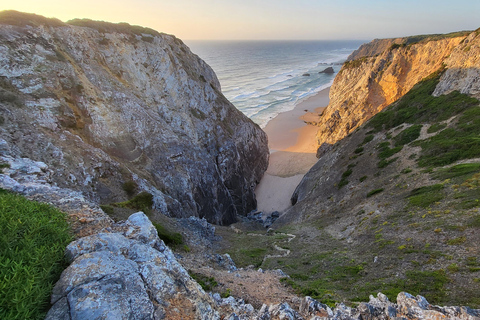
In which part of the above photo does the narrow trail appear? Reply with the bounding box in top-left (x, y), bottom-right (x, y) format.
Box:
top-left (229, 225), bottom-right (296, 263)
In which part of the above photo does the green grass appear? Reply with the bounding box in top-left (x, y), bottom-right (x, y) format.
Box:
top-left (394, 124), bottom-right (422, 147)
top-left (188, 271), bottom-right (218, 291)
top-left (408, 184), bottom-right (445, 207)
top-left (433, 163), bottom-right (480, 181)
top-left (114, 191), bottom-right (153, 214)
top-left (367, 188), bottom-right (384, 198)
top-left (152, 222), bottom-right (184, 247)
top-left (122, 180), bottom-right (138, 197)
top-left (0, 189), bottom-right (72, 320)
top-left (417, 107), bottom-right (480, 167)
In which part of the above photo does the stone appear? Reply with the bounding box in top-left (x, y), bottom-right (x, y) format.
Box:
top-left (319, 67), bottom-right (334, 74)
top-left (47, 212), bottom-right (221, 320)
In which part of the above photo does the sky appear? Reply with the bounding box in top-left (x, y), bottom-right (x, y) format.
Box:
top-left (1, 0), bottom-right (479, 41)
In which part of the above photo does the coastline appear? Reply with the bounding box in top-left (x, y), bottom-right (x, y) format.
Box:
top-left (255, 87), bottom-right (330, 214)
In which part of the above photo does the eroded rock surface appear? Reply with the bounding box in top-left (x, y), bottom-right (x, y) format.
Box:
top-left (0, 12), bottom-right (268, 224)
top-left (314, 34), bottom-right (468, 148)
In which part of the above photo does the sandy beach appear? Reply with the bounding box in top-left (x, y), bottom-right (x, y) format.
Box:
top-left (255, 87), bottom-right (330, 214)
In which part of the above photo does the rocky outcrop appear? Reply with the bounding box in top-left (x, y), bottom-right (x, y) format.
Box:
top-left (314, 34), bottom-right (467, 147)
top-left (434, 29), bottom-right (480, 99)
top-left (319, 66), bottom-right (334, 74)
top-left (0, 11), bottom-right (268, 225)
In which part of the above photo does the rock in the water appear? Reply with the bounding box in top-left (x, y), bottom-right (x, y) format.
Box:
top-left (319, 66), bottom-right (334, 74)
top-left (302, 73), bottom-right (311, 76)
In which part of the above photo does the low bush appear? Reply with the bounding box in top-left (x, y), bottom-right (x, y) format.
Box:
top-left (152, 222), bottom-right (184, 246)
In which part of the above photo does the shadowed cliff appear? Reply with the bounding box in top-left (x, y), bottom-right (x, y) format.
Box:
top-left (0, 11), bottom-right (269, 225)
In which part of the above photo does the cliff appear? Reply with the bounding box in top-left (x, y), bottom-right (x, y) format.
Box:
top-left (270, 29), bottom-right (480, 309)
top-left (314, 33), bottom-right (468, 149)
top-left (0, 11), bottom-right (269, 225)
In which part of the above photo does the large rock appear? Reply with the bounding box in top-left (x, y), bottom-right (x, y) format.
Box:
top-left (0, 11), bottom-right (269, 225)
top-left (46, 212), bottom-right (221, 319)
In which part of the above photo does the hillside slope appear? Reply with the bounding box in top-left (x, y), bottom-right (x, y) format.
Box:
top-left (0, 11), bottom-right (269, 225)
top-left (270, 39), bottom-right (480, 306)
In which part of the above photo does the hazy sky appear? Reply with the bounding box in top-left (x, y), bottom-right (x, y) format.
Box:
top-left (2, 0), bottom-right (479, 40)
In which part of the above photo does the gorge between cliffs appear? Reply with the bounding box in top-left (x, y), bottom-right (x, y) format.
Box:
top-left (1, 11), bottom-right (480, 320)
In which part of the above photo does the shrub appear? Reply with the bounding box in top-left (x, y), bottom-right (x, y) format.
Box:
top-left (447, 236), bottom-right (467, 245)
top-left (188, 271), bottom-right (218, 291)
top-left (408, 184), bottom-right (445, 207)
top-left (116, 191), bottom-right (153, 214)
top-left (122, 180), bottom-right (138, 197)
top-left (394, 124), bottom-right (422, 147)
top-left (367, 188), bottom-right (384, 197)
top-left (0, 189), bottom-right (72, 319)
top-left (152, 222), bottom-right (184, 246)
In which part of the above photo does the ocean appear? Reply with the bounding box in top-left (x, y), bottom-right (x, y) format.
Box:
top-left (185, 40), bottom-right (364, 128)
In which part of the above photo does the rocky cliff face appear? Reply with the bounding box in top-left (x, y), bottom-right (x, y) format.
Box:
top-left (314, 34), bottom-right (467, 148)
top-left (0, 12), bottom-right (269, 225)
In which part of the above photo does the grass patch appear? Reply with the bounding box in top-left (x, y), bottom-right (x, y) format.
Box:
top-left (433, 163), bottom-right (480, 181)
top-left (367, 188), bottom-right (384, 198)
top-left (427, 123), bottom-right (447, 133)
top-left (417, 107), bottom-right (480, 167)
top-left (446, 236), bottom-right (467, 245)
top-left (0, 189), bottom-right (72, 320)
top-left (394, 124), bottom-right (422, 146)
top-left (99, 204), bottom-right (114, 215)
top-left (114, 191), bottom-right (153, 214)
top-left (238, 247), bottom-right (267, 267)
top-left (152, 222), bottom-right (183, 246)
top-left (188, 271), bottom-right (218, 291)
top-left (408, 184), bottom-right (445, 207)
top-left (122, 180), bottom-right (138, 197)
top-left (338, 168), bottom-right (353, 189)
top-left (382, 270), bottom-right (450, 304)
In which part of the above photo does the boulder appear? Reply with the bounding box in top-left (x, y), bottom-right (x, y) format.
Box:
top-left (319, 66), bottom-right (335, 74)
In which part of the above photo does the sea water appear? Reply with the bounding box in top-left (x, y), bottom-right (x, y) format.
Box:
top-left (186, 40), bottom-right (364, 128)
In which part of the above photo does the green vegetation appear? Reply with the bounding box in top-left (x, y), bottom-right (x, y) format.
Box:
top-left (433, 163), bottom-right (480, 181)
top-left (99, 204), bottom-right (114, 215)
top-left (417, 107), bottom-right (480, 167)
top-left (0, 10), bottom-right (65, 27)
top-left (394, 124), bottom-right (422, 147)
top-left (239, 247), bottom-right (268, 267)
top-left (338, 168), bottom-right (353, 188)
top-left (67, 19), bottom-right (160, 37)
top-left (342, 57), bottom-right (369, 70)
top-left (115, 191), bottom-right (153, 214)
top-left (427, 123), bottom-right (447, 133)
top-left (188, 271), bottom-right (218, 291)
top-left (122, 180), bottom-right (138, 197)
top-left (0, 189), bottom-right (72, 320)
top-left (367, 188), bottom-right (384, 198)
top-left (367, 71), bottom-right (478, 133)
top-left (408, 184), bottom-right (445, 207)
top-left (152, 222), bottom-right (184, 246)
top-left (446, 236), bottom-right (467, 245)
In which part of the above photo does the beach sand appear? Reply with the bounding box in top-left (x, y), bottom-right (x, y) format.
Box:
top-left (255, 87), bottom-right (329, 214)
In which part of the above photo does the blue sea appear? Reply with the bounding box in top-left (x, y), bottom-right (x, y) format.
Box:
top-left (186, 40), bottom-right (364, 128)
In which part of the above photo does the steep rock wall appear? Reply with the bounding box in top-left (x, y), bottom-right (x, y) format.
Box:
top-left (315, 35), bottom-right (465, 148)
top-left (0, 12), bottom-right (269, 224)
top-left (434, 29), bottom-right (480, 98)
